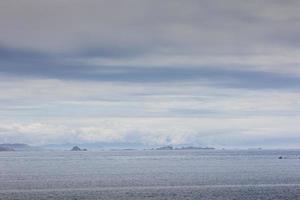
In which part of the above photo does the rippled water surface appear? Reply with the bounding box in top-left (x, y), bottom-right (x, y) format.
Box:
top-left (0, 150), bottom-right (300, 199)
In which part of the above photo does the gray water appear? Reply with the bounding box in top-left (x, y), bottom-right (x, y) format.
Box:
top-left (0, 150), bottom-right (300, 199)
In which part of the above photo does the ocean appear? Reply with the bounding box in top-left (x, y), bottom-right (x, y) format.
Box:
top-left (0, 149), bottom-right (300, 200)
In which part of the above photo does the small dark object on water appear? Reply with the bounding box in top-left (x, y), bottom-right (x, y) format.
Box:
top-left (278, 156), bottom-right (288, 159)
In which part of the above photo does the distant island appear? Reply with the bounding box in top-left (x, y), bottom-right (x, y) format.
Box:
top-left (175, 146), bottom-right (215, 150)
top-left (0, 143), bottom-right (33, 151)
top-left (156, 145), bottom-right (174, 150)
top-left (70, 146), bottom-right (87, 151)
top-left (155, 146), bottom-right (215, 150)
top-left (0, 146), bottom-right (15, 151)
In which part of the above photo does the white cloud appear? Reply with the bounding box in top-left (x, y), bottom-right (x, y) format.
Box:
top-left (1, 116), bottom-right (300, 148)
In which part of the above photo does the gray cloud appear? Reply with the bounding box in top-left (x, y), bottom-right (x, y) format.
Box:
top-left (1, 47), bottom-right (300, 90)
top-left (0, 0), bottom-right (300, 89)
top-left (1, 0), bottom-right (300, 54)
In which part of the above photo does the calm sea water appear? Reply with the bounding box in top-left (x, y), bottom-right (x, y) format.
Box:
top-left (0, 150), bottom-right (300, 199)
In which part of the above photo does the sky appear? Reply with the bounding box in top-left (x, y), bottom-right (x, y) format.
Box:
top-left (0, 0), bottom-right (300, 148)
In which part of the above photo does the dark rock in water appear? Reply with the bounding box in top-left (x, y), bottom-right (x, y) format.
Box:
top-left (71, 146), bottom-right (87, 151)
top-left (71, 146), bottom-right (81, 151)
top-left (0, 146), bottom-right (14, 151)
top-left (278, 156), bottom-right (283, 159)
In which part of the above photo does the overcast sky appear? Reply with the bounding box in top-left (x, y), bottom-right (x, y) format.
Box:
top-left (1, 0), bottom-right (300, 148)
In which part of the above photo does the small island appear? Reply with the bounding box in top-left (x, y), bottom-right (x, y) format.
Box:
top-left (70, 146), bottom-right (87, 151)
top-left (0, 146), bottom-right (15, 151)
top-left (155, 145), bottom-right (215, 150)
top-left (156, 145), bottom-right (173, 150)
top-left (175, 146), bottom-right (215, 150)
top-left (0, 143), bottom-right (33, 151)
